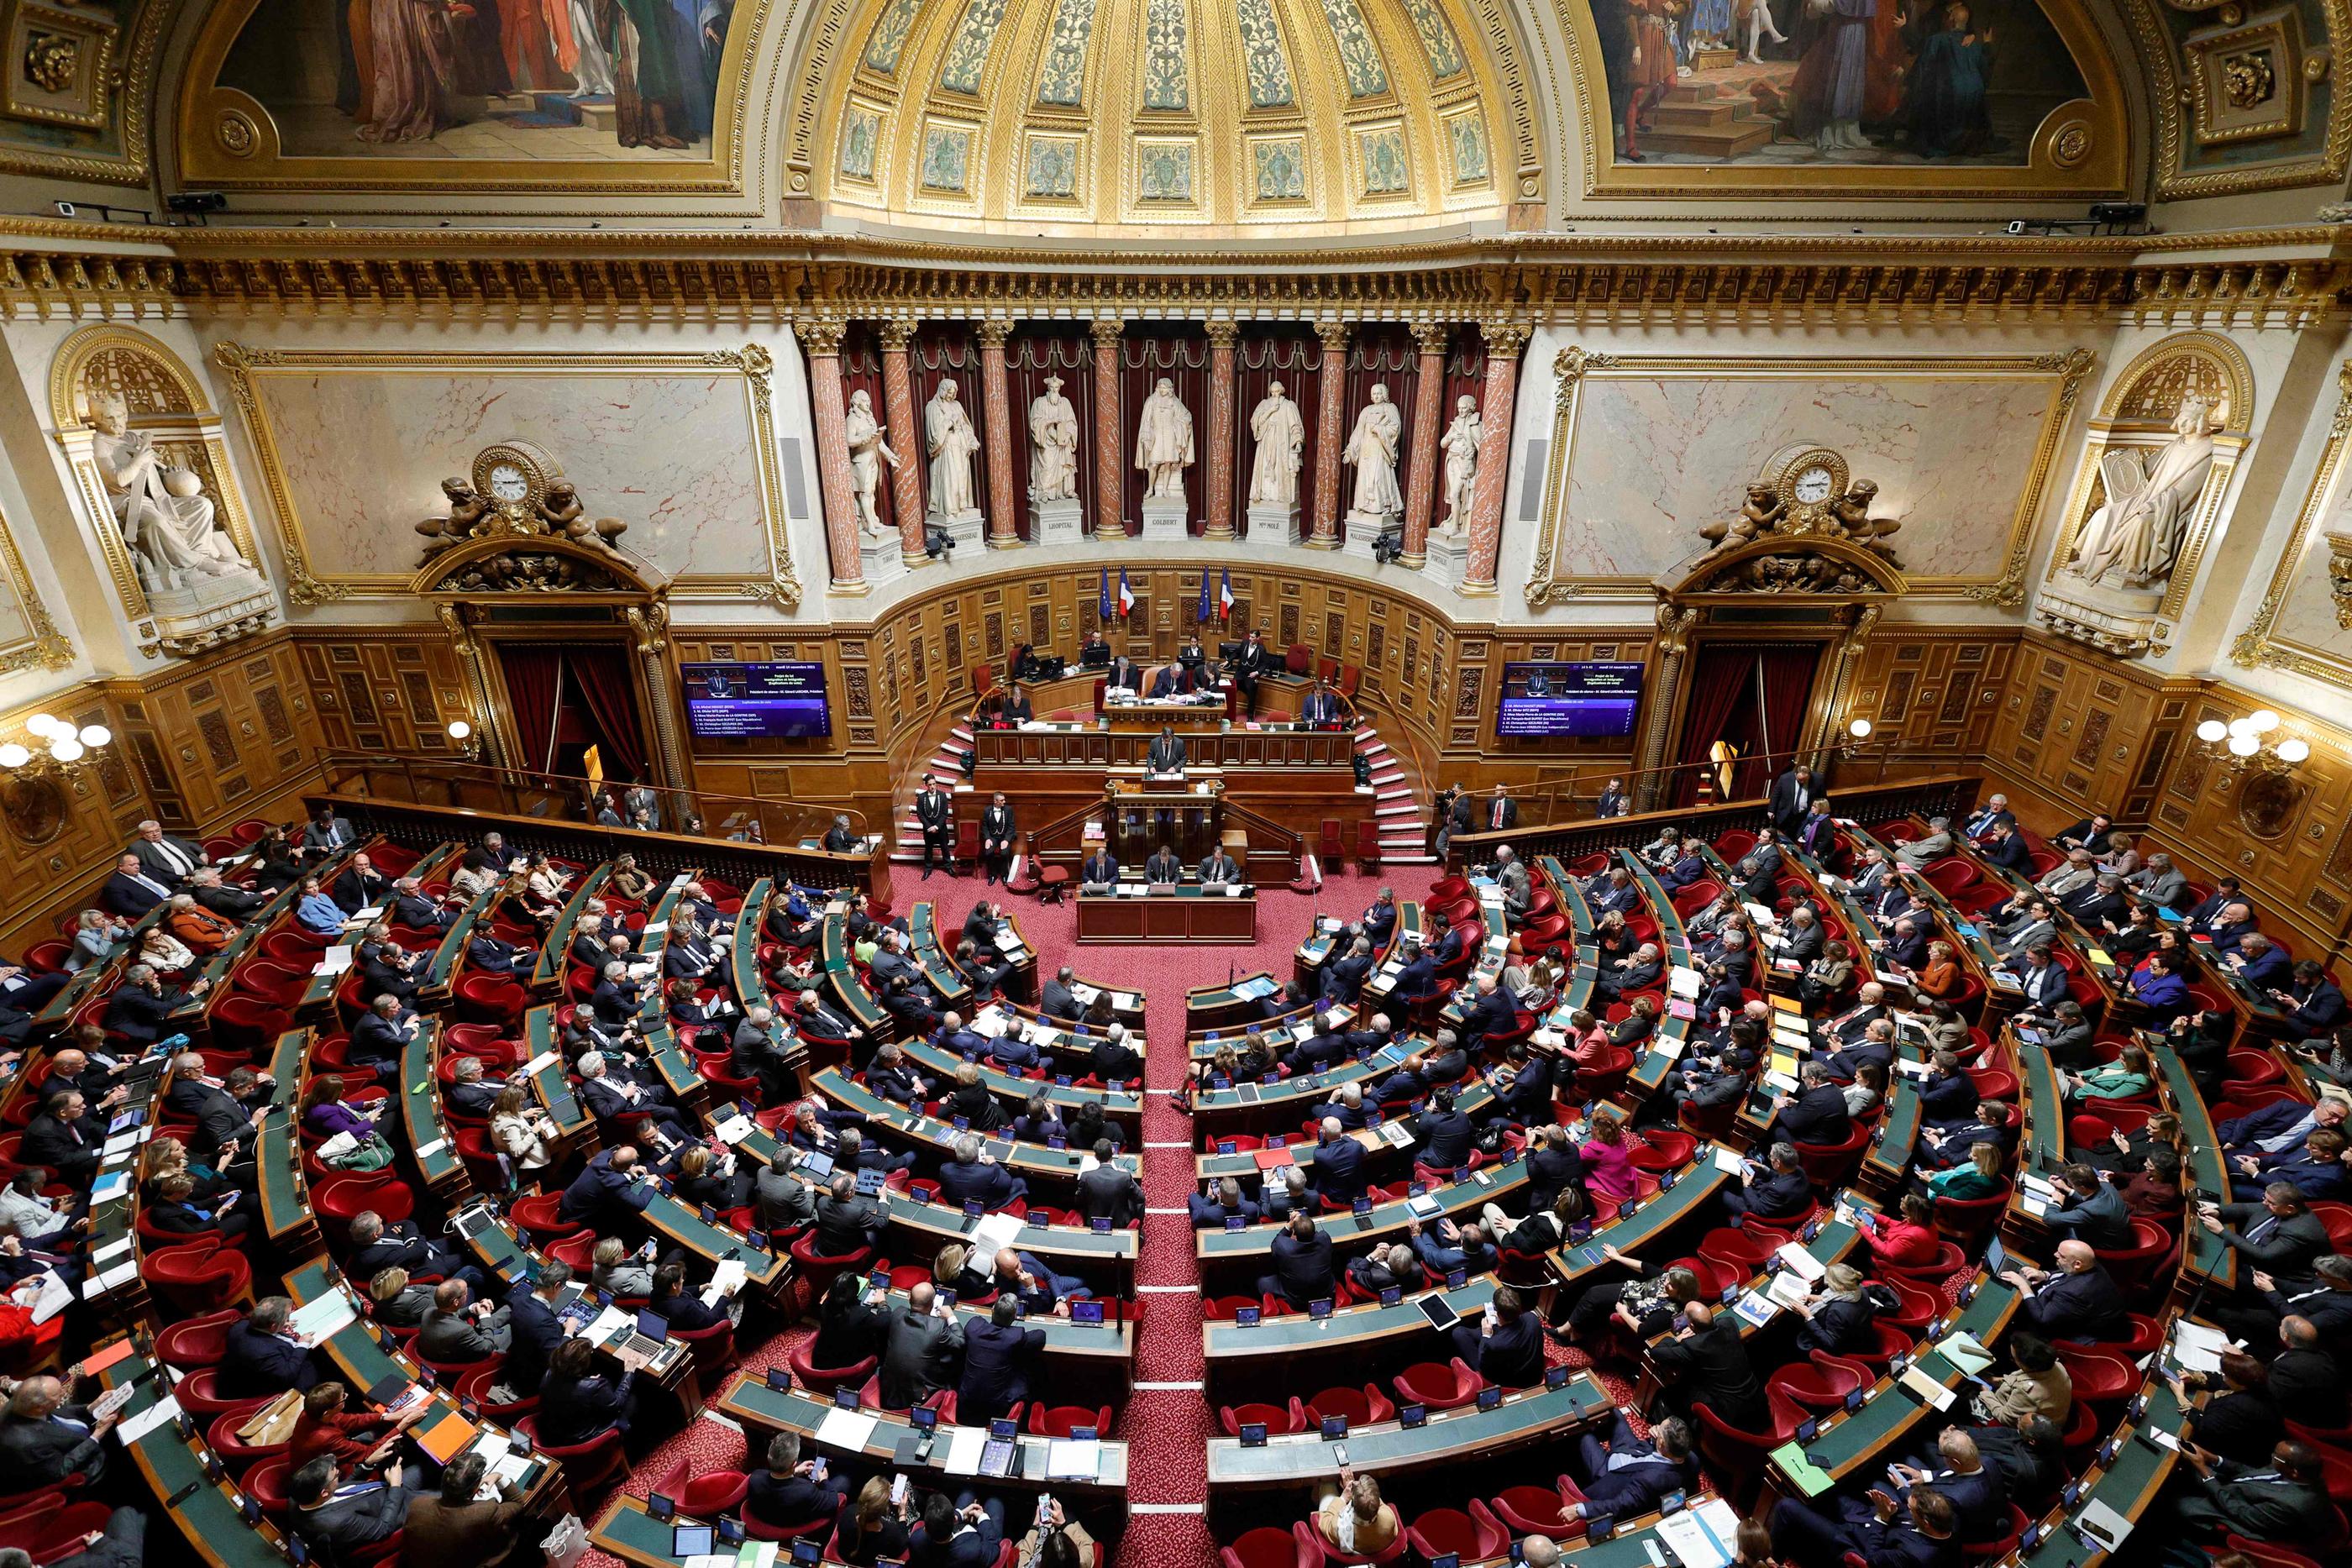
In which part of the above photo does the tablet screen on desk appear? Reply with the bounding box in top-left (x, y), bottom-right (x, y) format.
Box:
top-left (673, 1527), bottom-right (714, 1556)
top-left (1418, 1297), bottom-right (1461, 1332)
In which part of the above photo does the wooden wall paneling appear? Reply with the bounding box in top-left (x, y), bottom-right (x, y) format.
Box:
top-left (1846, 628), bottom-right (2022, 777)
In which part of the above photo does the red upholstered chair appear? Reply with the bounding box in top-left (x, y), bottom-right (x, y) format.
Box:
top-left (1391, 1358), bottom-right (1483, 1412)
top-left (1205, 1295), bottom-right (1267, 1321)
top-left (1220, 1399), bottom-right (1307, 1437)
top-left (669, 1318), bottom-right (738, 1382)
top-left (1488, 1481), bottom-right (1584, 1536)
top-left (207, 1407), bottom-right (290, 1471)
top-left (171, 1370), bottom-right (270, 1423)
top-left (455, 1364), bottom-right (538, 1423)
top-left (515, 1415), bottom-right (627, 1500)
top-left (1354, 820), bottom-right (1381, 873)
top-left (1630, 1129), bottom-right (1696, 1172)
top-left (454, 974), bottom-right (528, 1027)
top-left (1221, 1526), bottom-right (1320, 1568)
top-left (1962, 1507), bottom-right (2029, 1563)
top-left (1692, 1391), bottom-right (1804, 1507)
top-left (0, 1498), bottom-right (112, 1562)
top-left (788, 1231), bottom-right (874, 1300)
top-left (1769, 1351), bottom-right (1873, 1411)
top-left (144, 1237), bottom-right (251, 1314)
top-left (243, 1457), bottom-right (295, 1518)
top-left (1793, 1122), bottom-right (1872, 1188)
top-left (1404, 1504), bottom-right (1506, 1566)
top-left (510, 1191), bottom-right (583, 1245)
top-left (1028, 1403), bottom-right (1112, 1437)
top-left (2093, 1218), bottom-right (2177, 1298)
top-left (1302, 1385), bottom-right (1395, 1429)
top-left (654, 1456), bottom-right (750, 1520)
top-left (155, 1308), bottom-right (241, 1371)
top-left (313, 1171), bottom-right (414, 1230)
top-left (1930, 1185), bottom-right (2012, 1246)
top-left (787, 1340), bottom-right (877, 1396)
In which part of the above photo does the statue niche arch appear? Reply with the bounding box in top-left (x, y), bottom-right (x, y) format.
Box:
top-left (1634, 445), bottom-right (1908, 811)
top-left (413, 532), bottom-right (692, 800)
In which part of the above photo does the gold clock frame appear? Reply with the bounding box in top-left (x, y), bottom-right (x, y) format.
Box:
top-left (470, 440), bottom-right (565, 523)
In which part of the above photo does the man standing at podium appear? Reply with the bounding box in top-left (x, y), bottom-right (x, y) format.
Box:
top-left (1200, 845), bottom-right (1241, 886)
top-left (1146, 843), bottom-right (1184, 885)
top-left (1147, 725), bottom-right (1188, 774)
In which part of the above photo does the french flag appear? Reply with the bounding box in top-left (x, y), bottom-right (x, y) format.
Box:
top-left (1116, 568), bottom-right (1135, 619)
top-left (1218, 567), bottom-right (1234, 621)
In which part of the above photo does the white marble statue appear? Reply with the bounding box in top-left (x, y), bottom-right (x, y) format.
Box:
top-left (2070, 391), bottom-right (2218, 591)
top-left (1135, 378), bottom-right (1194, 499)
top-left (1438, 394), bottom-right (1483, 535)
top-left (1248, 381), bottom-right (1305, 506)
top-left (87, 391), bottom-right (244, 592)
top-left (1029, 374), bottom-right (1079, 501)
top-left (1343, 384), bottom-right (1404, 520)
top-left (925, 380), bottom-right (982, 518)
top-left (843, 388), bottom-right (899, 538)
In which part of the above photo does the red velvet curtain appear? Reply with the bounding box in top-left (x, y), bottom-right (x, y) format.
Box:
top-left (1742, 645), bottom-right (1824, 798)
top-left (1232, 328), bottom-right (1322, 543)
top-left (1672, 645), bottom-right (1756, 806)
top-left (1004, 328), bottom-right (1094, 545)
top-left (839, 326), bottom-right (897, 541)
top-left (1119, 329), bottom-right (1209, 536)
top-left (497, 646), bottom-right (564, 774)
top-left (566, 645), bottom-right (648, 782)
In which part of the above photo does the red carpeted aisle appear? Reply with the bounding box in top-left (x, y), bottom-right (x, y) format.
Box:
top-left (584, 864), bottom-right (1437, 1568)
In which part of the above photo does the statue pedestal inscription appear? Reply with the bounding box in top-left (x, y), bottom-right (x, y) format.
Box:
top-left (1341, 509), bottom-right (1398, 561)
top-left (1424, 527), bottom-right (1469, 587)
top-left (1245, 501), bottom-right (1301, 547)
top-left (1030, 497), bottom-right (1087, 547)
top-left (1138, 496), bottom-right (1191, 541)
top-left (2035, 575), bottom-right (2168, 659)
top-left (931, 509), bottom-right (985, 552)
top-left (859, 529), bottom-right (908, 587)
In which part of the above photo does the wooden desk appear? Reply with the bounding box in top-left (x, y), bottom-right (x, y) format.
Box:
top-left (1205, 1373), bottom-right (1612, 1490)
top-left (1075, 887), bottom-right (1257, 944)
top-left (1195, 1157), bottom-right (1530, 1272)
top-left (100, 1354), bottom-right (295, 1568)
top-left (532, 864), bottom-right (613, 998)
top-left (898, 1040), bottom-right (1144, 1123)
top-left (819, 913), bottom-right (890, 1034)
top-left (256, 1028), bottom-right (321, 1254)
top-left (2155, 1043), bottom-right (2234, 1297)
top-left (812, 1068), bottom-right (1143, 1192)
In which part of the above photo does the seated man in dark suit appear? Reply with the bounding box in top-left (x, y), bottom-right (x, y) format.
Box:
top-left (811, 1172), bottom-right (885, 1257)
top-left (330, 852), bottom-right (391, 915)
top-left (1560, 1413), bottom-right (1699, 1526)
top-left (957, 1297), bottom-right (1047, 1425)
top-left (1649, 1301), bottom-right (1768, 1433)
top-left (1723, 1141), bottom-right (1814, 1223)
top-left (1188, 1177), bottom-right (1262, 1230)
top-left (1998, 1240), bottom-right (2127, 1343)
top-left (1771, 1481), bottom-right (1963, 1568)
top-left (101, 854), bottom-right (175, 918)
top-left (0, 1376), bottom-right (116, 1488)
top-left (221, 1297), bottom-right (322, 1399)
top-left (1449, 1282), bottom-right (1546, 1388)
top-left (558, 1145), bottom-right (656, 1232)
top-left (744, 1432), bottom-right (850, 1535)
top-left (2166, 1439), bottom-right (2335, 1547)
top-left (1147, 664), bottom-right (1195, 700)
top-left (288, 1455), bottom-right (417, 1564)
top-left (1769, 1062), bottom-right (1853, 1149)
top-left (1344, 1242), bottom-right (1425, 1298)
top-left (936, 1135), bottom-right (1026, 1211)
top-left (1257, 1213), bottom-right (1337, 1310)
top-left (20, 1089), bottom-right (105, 1188)
top-left (878, 1283), bottom-right (964, 1410)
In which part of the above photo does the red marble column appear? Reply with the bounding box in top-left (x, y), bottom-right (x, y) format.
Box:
top-left (1462, 323), bottom-right (1527, 595)
top-left (979, 320), bottom-right (1020, 548)
top-left (1400, 322), bottom-right (1450, 570)
top-left (1203, 320), bottom-right (1239, 542)
top-left (801, 320), bottom-right (864, 593)
top-left (1310, 321), bottom-right (1349, 548)
top-left (1091, 317), bottom-right (1126, 540)
top-left (879, 320), bottom-right (929, 567)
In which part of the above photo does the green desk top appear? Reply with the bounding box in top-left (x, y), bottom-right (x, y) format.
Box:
top-left (1544, 1166), bottom-right (1730, 1293)
top-left (819, 915), bottom-right (889, 1029)
top-left (1205, 1371), bottom-right (1612, 1487)
top-left (256, 1029), bottom-right (312, 1245)
top-left (908, 903), bottom-right (975, 1005)
top-left (1187, 971), bottom-right (1278, 1016)
top-left (2155, 1045), bottom-right (2232, 1285)
top-left (533, 865), bottom-right (614, 989)
top-left (1189, 1005), bottom-right (1354, 1063)
top-left (1194, 1076), bottom-right (1490, 1181)
top-left (730, 878), bottom-right (771, 1005)
top-left (717, 1374), bottom-right (1131, 1490)
top-left (521, 1007), bottom-right (593, 1140)
top-left (638, 1186), bottom-right (793, 1292)
top-left (398, 1019), bottom-right (465, 1190)
top-left (1195, 1157), bottom-right (1529, 1263)
top-left (2015, 1384), bottom-right (2184, 1568)
top-left (1836, 824), bottom-right (2003, 979)
top-left (178, 876), bottom-right (312, 1023)
top-left (1300, 901), bottom-right (1422, 973)
top-left (1776, 1280), bottom-right (2019, 1486)
top-left (425, 885), bottom-right (497, 992)
top-left (1203, 1275), bottom-right (1497, 1362)
top-left (101, 1355), bottom-right (291, 1568)
top-left (1863, 1082), bottom-right (1924, 1187)
top-left (900, 1040), bottom-right (1142, 1119)
top-left (2020, 1045), bottom-right (2066, 1167)
top-left (813, 1067), bottom-right (1141, 1184)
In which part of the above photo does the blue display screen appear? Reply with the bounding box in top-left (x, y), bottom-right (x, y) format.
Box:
top-left (684, 662), bottom-right (832, 739)
top-left (1494, 662), bottom-right (1643, 739)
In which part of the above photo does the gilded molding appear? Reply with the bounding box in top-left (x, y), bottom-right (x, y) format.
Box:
top-left (0, 502), bottom-right (74, 677)
top-left (1525, 347), bottom-right (2085, 609)
top-left (0, 0), bottom-right (164, 186)
top-left (2230, 359), bottom-right (2352, 693)
top-left (2123, 0), bottom-right (2352, 202)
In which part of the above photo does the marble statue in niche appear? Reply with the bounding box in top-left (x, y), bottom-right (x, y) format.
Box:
top-left (925, 380), bottom-right (983, 520)
top-left (2065, 392), bottom-right (2218, 591)
top-left (1249, 382), bottom-right (1305, 506)
top-left (1135, 378), bottom-right (1194, 498)
top-left (1437, 394), bottom-right (1482, 534)
top-left (88, 391), bottom-right (246, 594)
top-left (1343, 384), bottom-right (1404, 522)
top-left (845, 387), bottom-right (900, 538)
top-left (1029, 375), bottom-right (1079, 501)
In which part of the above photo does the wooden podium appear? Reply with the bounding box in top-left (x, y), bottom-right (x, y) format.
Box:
top-left (1105, 769), bottom-right (1224, 864)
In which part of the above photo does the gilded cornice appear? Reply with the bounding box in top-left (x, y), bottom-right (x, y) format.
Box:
top-left (3, 234), bottom-right (2349, 328)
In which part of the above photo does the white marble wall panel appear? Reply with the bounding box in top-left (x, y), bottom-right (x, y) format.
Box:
top-left (247, 369), bottom-right (768, 581)
top-left (1557, 373), bottom-right (2061, 582)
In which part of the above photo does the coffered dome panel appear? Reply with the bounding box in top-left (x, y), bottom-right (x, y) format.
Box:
top-left (813, 0), bottom-right (1530, 233)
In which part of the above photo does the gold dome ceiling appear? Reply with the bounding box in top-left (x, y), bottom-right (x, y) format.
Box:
top-left (809, 0), bottom-right (1533, 233)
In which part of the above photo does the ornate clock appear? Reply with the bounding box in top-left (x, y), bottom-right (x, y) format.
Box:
top-left (1761, 443), bottom-right (1851, 534)
top-left (469, 440), bottom-right (564, 527)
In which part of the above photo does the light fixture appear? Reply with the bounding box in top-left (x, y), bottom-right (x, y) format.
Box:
top-left (2196, 707), bottom-right (2313, 776)
top-left (0, 711), bottom-right (113, 779)
top-left (1847, 718), bottom-right (1873, 739)
top-left (445, 717), bottom-right (481, 762)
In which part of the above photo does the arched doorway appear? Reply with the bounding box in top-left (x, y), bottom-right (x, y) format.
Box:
top-left (1669, 640), bottom-right (1831, 805)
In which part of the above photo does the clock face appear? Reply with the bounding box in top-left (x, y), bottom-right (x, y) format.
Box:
top-left (1793, 465), bottom-right (1835, 506)
top-left (487, 463), bottom-right (531, 503)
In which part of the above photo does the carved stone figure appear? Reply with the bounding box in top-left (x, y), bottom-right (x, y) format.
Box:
top-left (2068, 393), bottom-right (2218, 591)
top-left (1134, 377), bottom-right (1194, 499)
top-left (844, 388), bottom-right (899, 538)
top-left (1029, 375), bottom-right (1079, 502)
top-left (925, 380), bottom-right (982, 518)
top-left (87, 391), bottom-right (244, 592)
top-left (1343, 384), bottom-right (1404, 521)
top-left (1437, 395), bottom-right (1483, 535)
top-left (1248, 381), bottom-right (1305, 506)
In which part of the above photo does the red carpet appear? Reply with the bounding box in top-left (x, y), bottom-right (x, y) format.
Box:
top-left (587, 865), bottom-right (1438, 1568)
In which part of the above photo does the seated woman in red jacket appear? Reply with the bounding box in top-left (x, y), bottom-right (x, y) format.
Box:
top-left (1857, 1193), bottom-right (1943, 1269)
top-left (288, 1380), bottom-right (423, 1471)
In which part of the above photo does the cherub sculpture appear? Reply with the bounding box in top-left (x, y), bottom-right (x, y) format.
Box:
top-left (1700, 484), bottom-right (1784, 554)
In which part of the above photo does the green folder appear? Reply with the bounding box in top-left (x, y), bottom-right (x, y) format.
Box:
top-left (1771, 1441), bottom-right (1836, 1497)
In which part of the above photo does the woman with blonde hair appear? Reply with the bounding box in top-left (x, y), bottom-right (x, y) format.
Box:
top-left (489, 1083), bottom-right (558, 1172)
top-left (837, 1474), bottom-right (912, 1565)
top-left (66, 908), bottom-right (131, 972)
top-left (1312, 1464), bottom-right (1401, 1555)
top-left (932, 1242), bottom-right (969, 1292)
top-left (1922, 1141), bottom-right (2005, 1201)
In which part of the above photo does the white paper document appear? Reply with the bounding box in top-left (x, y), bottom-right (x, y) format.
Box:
top-left (289, 1291), bottom-right (359, 1342)
top-left (118, 1395), bottom-right (184, 1445)
top-left (1045, 1438), bottom-right (1101, 1480)
top-left (813, 1408), bottom-right (878, 1453)
top-left (1774, 1242), bottom-right (1827, 1282)
top-left (938, 1424), bottom-right (989, 1476)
